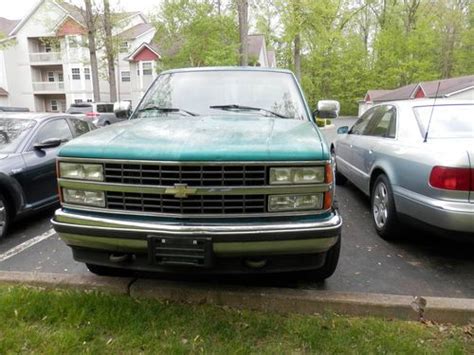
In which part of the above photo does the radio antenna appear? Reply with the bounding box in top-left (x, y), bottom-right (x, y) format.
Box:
top-left (424, 81), bottom-right (441, 143)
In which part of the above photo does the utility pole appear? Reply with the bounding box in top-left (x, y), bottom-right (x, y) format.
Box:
top-left (103, 0), bottom-right (117, 102)
top-left (84, 0), bottom-right (100, 102)
top-left (237, 0), bottom-right (248, 66)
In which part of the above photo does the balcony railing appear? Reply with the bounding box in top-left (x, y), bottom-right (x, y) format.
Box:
top-left (29, 52), bottom-right (62, 63)
top-left (32, 81), bottom-right (65, 92)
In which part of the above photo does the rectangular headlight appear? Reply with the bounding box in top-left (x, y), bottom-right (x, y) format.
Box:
top-left (59, 162), bottom-right (104, 181)
top-left (63, 188), bottom-right (105, 207)
top-left (268, 194), bottom-right (323, 212)
top-left (269, 167), bottom-right (325, 184)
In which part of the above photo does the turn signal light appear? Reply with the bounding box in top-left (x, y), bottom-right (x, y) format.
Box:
top-left (429, 166), bottom-right (473, 191)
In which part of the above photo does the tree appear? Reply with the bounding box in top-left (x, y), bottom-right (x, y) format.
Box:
top-left (84, 0), bottom-right (101, 102)
top-left (103, 0), bottom-right (117, 102)
top-left (236, 0), bottom-right (249, 66)
top-left (152, 0), bottom-right (239, 70)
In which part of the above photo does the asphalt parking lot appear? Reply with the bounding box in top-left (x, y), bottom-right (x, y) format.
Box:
top-left (0, 117), bottom-right (472, 298)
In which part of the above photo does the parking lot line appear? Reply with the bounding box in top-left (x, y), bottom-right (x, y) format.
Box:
top-left (0, 229), bottom-right (56, 263)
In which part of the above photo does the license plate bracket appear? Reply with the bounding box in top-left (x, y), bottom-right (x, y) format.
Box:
top-left (148, 236), bottom-right (213, 268)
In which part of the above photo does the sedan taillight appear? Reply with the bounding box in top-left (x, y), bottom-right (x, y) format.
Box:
top-left (429, 166), bottom-right (473, 191)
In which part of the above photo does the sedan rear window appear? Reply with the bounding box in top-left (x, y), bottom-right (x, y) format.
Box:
top-left (0, 118), bottom-right (36, 153)
top-left (67, 104), bottom-right (92, 114)
top-left (413, 104), bottom-right (474, 139)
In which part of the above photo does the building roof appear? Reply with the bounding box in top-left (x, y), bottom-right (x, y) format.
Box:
top-left (369, 75), bottom-right (474, 103)
top-left (365, 90), bottom-right (391, 102)
top-left (248, 34), bottom-right (265, 59)
top-left (0, 17), bottom-right (20, 36)
top-left (118, 23), bottom-right (154, 39)
top-left (0, 87), bottom-right (8, 96)
top-left (56, 1), bottom-right (85, 24)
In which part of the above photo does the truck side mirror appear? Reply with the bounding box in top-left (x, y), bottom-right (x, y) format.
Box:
top-left (313, 100), bottom-right (340, 119)
top-left (114, 101), bottom-right (132, 119)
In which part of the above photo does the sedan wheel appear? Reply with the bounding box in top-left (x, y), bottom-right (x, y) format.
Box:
top-left (373, 182), bottom-right (389, 229)
top-left (371, 175), bottom-right (400, 241)
top-left (0, 194), bottom-right (10, 239)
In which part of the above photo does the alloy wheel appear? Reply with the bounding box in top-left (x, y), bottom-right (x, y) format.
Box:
top-left (0, 199), bottom-right (6, 237)
top-left (373, 182), bottom-right (389, 229)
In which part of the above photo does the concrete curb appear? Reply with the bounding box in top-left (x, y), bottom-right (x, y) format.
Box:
top-left (130, 280), bottom-right (474, 325)
top-left (0, 271), bottom-right (132, 295)
top-left (0, 271), bottom-right (473, 325)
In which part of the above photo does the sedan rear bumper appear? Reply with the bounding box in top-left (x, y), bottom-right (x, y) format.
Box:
top-left (394, 187), bottom-right (474, 234)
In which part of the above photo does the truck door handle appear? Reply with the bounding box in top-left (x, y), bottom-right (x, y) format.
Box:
top-left (369, 150), bottom-right (373, 154)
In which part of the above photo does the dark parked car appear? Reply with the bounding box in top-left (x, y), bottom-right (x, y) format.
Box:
top-left (0, 113), bottom-right (94, 238)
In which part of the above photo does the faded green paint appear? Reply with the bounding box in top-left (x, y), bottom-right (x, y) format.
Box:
top-left (213, 237), bottom-right (338, 256)
top-left (59, 115), bottom-right (327, 161)
top-left (59, 233), bottom-right (147, 252)
top-left (58, 233), bottom-right (337, 256)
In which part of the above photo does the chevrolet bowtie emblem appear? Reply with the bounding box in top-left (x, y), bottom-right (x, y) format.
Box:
top-left (165, 183), bottom-right (197, 198)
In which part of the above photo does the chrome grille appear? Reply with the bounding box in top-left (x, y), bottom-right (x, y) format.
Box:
top-left (106, 192), bottom-right (266, 215)
top-left (104, 163), bottom-right (266, 186)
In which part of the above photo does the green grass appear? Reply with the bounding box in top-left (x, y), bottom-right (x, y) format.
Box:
top-left (0, 286), bottom-right (472, 354)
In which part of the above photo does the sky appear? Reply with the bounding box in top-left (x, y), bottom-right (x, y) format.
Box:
top-left (1, 0), bottom-right (163, 20)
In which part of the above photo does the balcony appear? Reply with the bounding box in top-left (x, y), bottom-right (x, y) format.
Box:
top-left (32, 81), bottom-right (65, 93)
top-left (29, 52), bottom-right (62, 64)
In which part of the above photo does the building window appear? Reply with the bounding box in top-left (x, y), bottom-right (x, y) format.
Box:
top-left (58, 73), bottom-right (64, 82)
top-left (120, 41), bottom-right (129, 53)
top-left (50, 100), bottom-right (58, 112)
top-left (84, 67), bottom-right (91, 80)
top-left (142, 62), bottom-right (153, 75)
top-left (87, 99), bottom-right (93, 102)
top-left (74, 99), bottom-right (83, 104)
top-left (72, 68), bottom-right (80, 80)
top-left (48, 72), bottom-right (55, 82)
top-left (44, 43), bottom-right (52, 52)
top-left (121, 71), bottom-right (131, 82)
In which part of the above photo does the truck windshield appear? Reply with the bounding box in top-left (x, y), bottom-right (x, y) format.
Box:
top-left (413, 104), bottom-right (474, 139)
top-left (133, 70), bottom-right (308, 120)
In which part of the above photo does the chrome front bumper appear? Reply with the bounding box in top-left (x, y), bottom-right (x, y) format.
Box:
top-left (52, 209), bottom-right (342, 257)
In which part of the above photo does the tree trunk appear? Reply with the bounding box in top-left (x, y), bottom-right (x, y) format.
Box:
top-left (237, 0), bottom-right (248, 66)
top-left (84, 0), bottom-right (100, 102)
top-left (103, 0), bottom-right (117, 102)
top-left (294, 33), bottom-right (301, 81)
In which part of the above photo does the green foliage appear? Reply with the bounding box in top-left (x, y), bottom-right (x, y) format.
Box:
top-left (316, 118), bottom-right (326, 127)
top-left (152, 0), bottom-right (239, 70)
top-left (148, 0), bottom-right (472, 115)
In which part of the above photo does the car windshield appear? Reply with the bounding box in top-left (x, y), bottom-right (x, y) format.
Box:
top-left (133, 70), bottom-right (308, 120)
top-left (0, 118), bottom-right (36, 153)
top-left (413, 104), bottom-right (474, 139)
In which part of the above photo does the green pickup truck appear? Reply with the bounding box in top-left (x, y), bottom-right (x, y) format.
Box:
top-left (52, 67), bottom-right (342, 280)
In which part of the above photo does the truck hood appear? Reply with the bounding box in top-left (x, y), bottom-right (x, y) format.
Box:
top-left (59, 115), bottom-right (327, 161)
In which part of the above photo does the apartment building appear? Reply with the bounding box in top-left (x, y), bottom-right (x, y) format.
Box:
top-left (0, 0), bottom-right (278, 113)
top-left (0, 0), bottom-right (158, 112)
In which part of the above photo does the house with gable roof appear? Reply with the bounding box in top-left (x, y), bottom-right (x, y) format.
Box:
top-left (359, 75), bottom-right (474, 115)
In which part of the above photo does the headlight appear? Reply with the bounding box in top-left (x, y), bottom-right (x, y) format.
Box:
top-left (59, 162), bottom-right (104, 181)
top-left (268, 193), bottom-right (323, 212)
top-left (269, 167), bottom-right (325, 184)
top-left (63, 189), bottom-right (105, 207)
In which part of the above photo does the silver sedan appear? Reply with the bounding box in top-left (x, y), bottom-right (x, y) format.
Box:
top-left (332, 99), bottom-right (473, 240)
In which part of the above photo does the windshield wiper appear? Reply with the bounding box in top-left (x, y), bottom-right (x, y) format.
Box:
top-left (210, 104), bottom-right (290, 118)
top-left (138, 106), bottom-right (198, 116)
